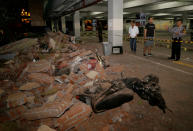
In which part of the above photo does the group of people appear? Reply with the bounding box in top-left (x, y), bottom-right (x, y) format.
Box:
top-left (128, 17), bottom-right (186, 61)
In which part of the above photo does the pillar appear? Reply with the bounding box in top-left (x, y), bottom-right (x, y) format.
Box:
top-left (61, 16), bottom-right (66, 33)
top-left (73, 11), bottom-right (81, 39)
top-left (183, 14), bottom-right (188, 29)
top-left (108, 0), bottom-right (123, 48)
top-left (51, 19), bottom-right (55, 32)
top-left (82, 20), bottom-right (85, 32)
top-left (54, 19), bottom-right (59, 32)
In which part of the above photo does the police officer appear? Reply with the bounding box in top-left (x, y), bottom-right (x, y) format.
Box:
top-left (167, 19), bottom-right (186, 61)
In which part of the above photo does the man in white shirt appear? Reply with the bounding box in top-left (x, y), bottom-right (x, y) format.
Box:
top-left (128, 20), bottom-right (139, 53)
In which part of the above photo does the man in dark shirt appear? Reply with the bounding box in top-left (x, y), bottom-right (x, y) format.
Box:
top-left (144, 17), bottom-right (155, 56)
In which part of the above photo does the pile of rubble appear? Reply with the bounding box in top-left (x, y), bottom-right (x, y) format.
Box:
top-left (0, 31), bottom-right (130, 131)
top-left (0, 31), bottom-right (168, 131)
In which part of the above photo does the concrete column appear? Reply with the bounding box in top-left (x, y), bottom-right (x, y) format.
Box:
top-left (73, 11), bottom-right (81, 39)
top-left (61, 16), bottom-right (66, 33)
top-left (51, 19), bottom-right (55, 32)
top-left (82, 20), bottom-right (85, 32)
top-left (183, 14), bottom-right (188, 29)
top-left (108, 0), bottom-right (123, 47)
top-left (54, 19), bottom-right (59, 32)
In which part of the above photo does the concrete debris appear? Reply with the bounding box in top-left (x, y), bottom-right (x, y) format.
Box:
top-left (86, 71), bottom-right (99, 80)
top-left (57, 101), bottom-right (92, 131)
top-left (19, 82), bottom-right (40, 91)
top-left (26, 60), bottom-right (52, 73)
top-left (28, 73), bottom-right (54, 85)
top-left (0, 31), bottom-right (165, 130)
top-left (37, 125), bottom-right (56, 131)
top-left (6, 92), bottom-right (28, 108)
top-left (22, 99), bottom-right (73, 120)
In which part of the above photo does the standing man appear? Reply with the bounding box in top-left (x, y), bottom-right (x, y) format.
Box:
top-left (128, 20), bottom-right (139, 53)
top-left (144, 17), bottom-right (155, 56)
top-left (167, 19), bottom-right (186, 61)
top-left (97, 21), bottom-right (103, 42)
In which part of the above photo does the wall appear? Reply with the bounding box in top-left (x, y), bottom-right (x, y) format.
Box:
top-left (28, 0), bottom-right (46, 26)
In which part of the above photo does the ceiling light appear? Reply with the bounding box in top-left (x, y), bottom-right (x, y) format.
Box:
top-left (152, 13), bottom-right (171, 16)
top-left (124, 0), bottom-right (162, 9)
top-left (91, 12), bottom-right (104, 15)
top-left (147, 1), bottom-right (190, 10)
top-left (165, 18), bottom-right (174, 20)
top-left (123, 12), bottom-right (131, 15)
top-left (95, 16), bottom-right (104, 19)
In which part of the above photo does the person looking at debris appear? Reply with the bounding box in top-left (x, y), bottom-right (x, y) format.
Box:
top-left (97, 21), bottom-right (103, 42)
top-left (144, 17), bottom-right (155, 56)
top-left (128, 20), bottom-right (139, 53)
top-left (167, 19), bottom-right (186, 61)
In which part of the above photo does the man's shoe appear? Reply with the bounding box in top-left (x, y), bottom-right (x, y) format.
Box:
top-left (143, 54), bottom-right (147, 56)
top-left (148, 53), bottom-right (152, 56)
top-left (174, 59), bottom-right (180, 61)
top-left (168, 57), bottom-right (175, 60)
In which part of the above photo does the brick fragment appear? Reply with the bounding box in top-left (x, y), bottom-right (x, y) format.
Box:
top-left (86, 71), bottom-right (98, 80)
top-left (6, 105), bottom-right (27, 120)
top-left (37, 125), bottom-right (56, 131)
top-left (19, 82), bottom-right (40, 91)
top-left (58, 61), bottom-right (68, 69)
top-left (57, 101), bottom-right (92, 131)
top-left (6, 92), bottom-right (28, 108)
top-left (22, 98), bottom-right (73, 120)
top-left (28, 73), bottom-right (54, 85)
top-left (27, 59), bottom-right (51, 73)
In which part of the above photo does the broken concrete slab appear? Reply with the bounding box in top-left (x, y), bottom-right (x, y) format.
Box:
top-left (83, 81), bottom-right (94, 88)
top-left (26, 59), bottom-right (52, 73)
top-left (37, 125), bottom-right (56, 131)
top-left (57, 101), bottom-right (92, 131)
top-left (86, 71), bottom-right (99, 80)
top-left (46, 93), bottom-right (57, 103)
top-left (0, 38), bottom-right (38, 54)
top-left (41, 88), bottom-right (59, 97)
top-left (58, 61), bottom-right (69, 69)
top-left (6, 105), bottom-right (27, 120)
top-left (48, 38), bottom-right (56, 50)
top-left (22, 98), bottom-right (73, 120)
top-left (28, 73), bottom-right (54, 85)
top-left (6, 92), bottom-right (28, 108)
top-left (19, 82), bottom-right (40, 91)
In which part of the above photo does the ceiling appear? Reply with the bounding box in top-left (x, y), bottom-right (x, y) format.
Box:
top-left (79, 0), bottom-right (193, 20)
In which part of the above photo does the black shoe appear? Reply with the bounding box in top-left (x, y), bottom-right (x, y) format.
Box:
top-left (168, 57), bottom-right (175, 60)
top-left (144, 54), bottom-right (147, 56)
top-left (174, 59), bottom-right (180, 61)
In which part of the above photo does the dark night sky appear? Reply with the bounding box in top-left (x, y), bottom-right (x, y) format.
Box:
top-left (0, 0), bottom-right (28, 10)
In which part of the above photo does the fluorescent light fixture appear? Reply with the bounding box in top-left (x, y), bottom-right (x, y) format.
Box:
top-left (173, 5), bottom-right (193, 11)
top-left (152, 13), bottom-right (171, 16)
top-left (91, 12), bottom-right (104, 15)
top-left (124, 0), bottom-right (162, 9)
top-left (123, 12), bottom-right (131, 15)
top-left (187, 18), bottom-right (193, 19)
top-left (165, 18), bottom-right (174, 20)
top-left (147, 1), bottom-right (189, 10)
top-left (173, 14), bottom-right (182, 16)
top-left (95, 16), bottom-right (104, 19)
